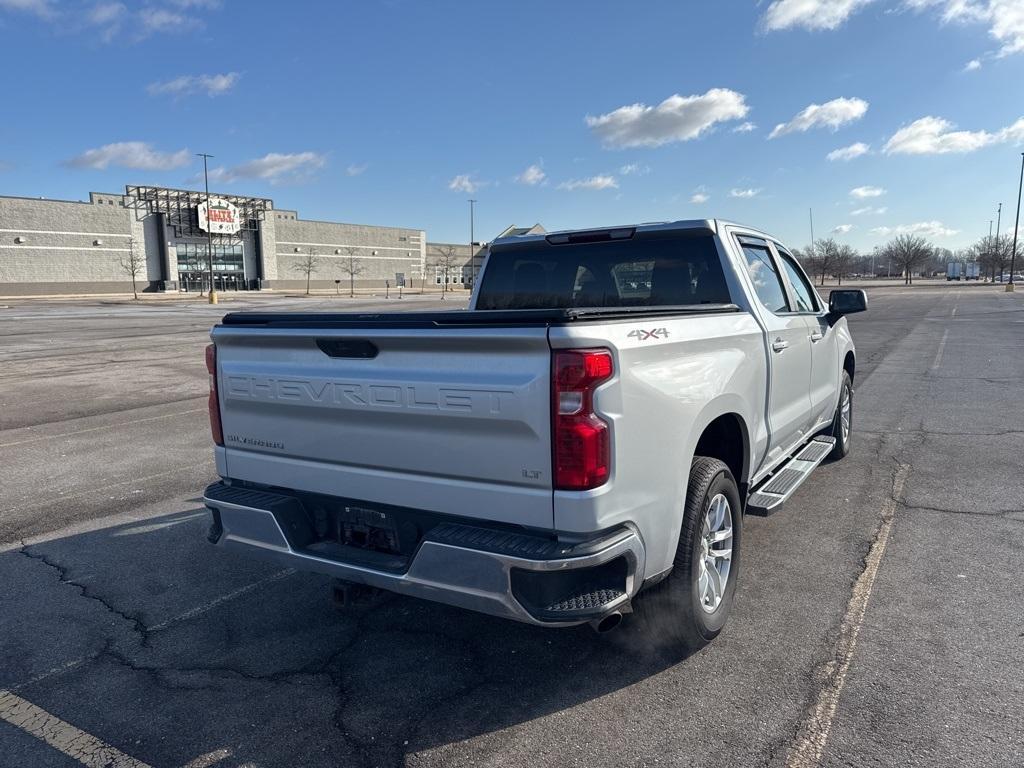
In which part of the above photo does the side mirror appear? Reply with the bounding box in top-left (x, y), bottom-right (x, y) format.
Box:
top-left (827, 289), bottom-right (867, 324)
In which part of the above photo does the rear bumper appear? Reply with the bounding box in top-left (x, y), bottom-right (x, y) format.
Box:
top-left (203, 482), bottom-right (645, 626)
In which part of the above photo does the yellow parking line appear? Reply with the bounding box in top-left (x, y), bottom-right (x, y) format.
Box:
top-left (0, 689), bottom-right (232, 768)
top-left (785, 464), bottom-right (910, 768)
top-left (0, 689), bottom-right (153, 767)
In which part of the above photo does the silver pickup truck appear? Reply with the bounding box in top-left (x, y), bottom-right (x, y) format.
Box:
top-left (202, 220), bottom-right (865, 649)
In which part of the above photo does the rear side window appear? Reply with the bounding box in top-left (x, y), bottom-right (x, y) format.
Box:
top-left (778, 251), bottom-right (819, 312)
top-left (741, 244), bottom-right (789, 314)
top-left (476, 234), bottom-right (731, 310)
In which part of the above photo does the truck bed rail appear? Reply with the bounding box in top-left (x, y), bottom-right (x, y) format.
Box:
top-left (220, 303), bottom-right (741, 329)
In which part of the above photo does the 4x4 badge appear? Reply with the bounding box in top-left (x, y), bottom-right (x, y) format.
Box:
top-left (628, 328), bottom-right (669, 341)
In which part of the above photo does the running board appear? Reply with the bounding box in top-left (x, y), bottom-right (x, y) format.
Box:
top-left (746, 436), bottom-right (836, 517)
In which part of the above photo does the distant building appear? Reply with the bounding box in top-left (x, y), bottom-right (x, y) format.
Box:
top-left (0, 186), bottom-right (426, 295)
top-left (425, 223), bottom-right (546, 290)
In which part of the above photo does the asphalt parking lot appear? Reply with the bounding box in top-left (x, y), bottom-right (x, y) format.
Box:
top-left (1, 285), bottom-right (1022, 768)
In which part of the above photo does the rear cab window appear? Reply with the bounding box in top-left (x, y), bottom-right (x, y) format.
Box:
top-left (476, 231), bottom-right (733, 310)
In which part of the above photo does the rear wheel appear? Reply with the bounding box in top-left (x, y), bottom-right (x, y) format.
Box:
top-left (829, 371), bottom-right (853, 460)
top-left (634, 457), bottom-right (742, 652)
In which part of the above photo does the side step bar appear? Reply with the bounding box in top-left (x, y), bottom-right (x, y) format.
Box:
top-left (746, 436), bottom-right (836, 516)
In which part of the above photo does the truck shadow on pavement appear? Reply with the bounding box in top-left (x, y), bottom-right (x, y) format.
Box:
top-left (3, 507), bottom-right (698, 768)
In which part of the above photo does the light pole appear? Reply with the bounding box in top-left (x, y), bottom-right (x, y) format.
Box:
top-left (1009, 153), bottom-right (1024, 292)
top-left (197, 153), bottom-right (217, 304)
top-left (468, 199), bottom-right (477, 289)
top-left (995, 203), bottom-right (1003, 282)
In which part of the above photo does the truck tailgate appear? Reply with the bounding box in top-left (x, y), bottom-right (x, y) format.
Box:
top-left (212, 324), bottom-right (554, 529)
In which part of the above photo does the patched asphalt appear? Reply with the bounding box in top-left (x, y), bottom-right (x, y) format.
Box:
top-left (1, 285), bottom-right (1021, 768)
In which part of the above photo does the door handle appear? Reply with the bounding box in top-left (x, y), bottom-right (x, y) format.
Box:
top-left (772, 338), bottom-right (789, 352)
top-left (810, 330), bottom-right (824, 342)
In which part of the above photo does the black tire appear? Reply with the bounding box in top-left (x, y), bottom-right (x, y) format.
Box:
top-left (633, 457), bottom-right (742, 653)
top-left (829, 371), bottom-right (853, 460)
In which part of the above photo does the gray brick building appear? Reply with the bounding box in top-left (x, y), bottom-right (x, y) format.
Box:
top-left (0, 186), bottom-right (429, 296)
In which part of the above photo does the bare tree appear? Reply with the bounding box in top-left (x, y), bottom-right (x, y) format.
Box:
top-left (972, 234), bottom-right (1013, 281)
top-left (431, 245), bottom-right (459, 298)
top-left (118, 236), bottom-right (144, 300)
top-left (338, 246), bottom-right (366, 297)
top-left (881, 234), bottom-right (932, 285)
top-left (833, 243), bottom-right (857, 286)
top-left (798, 238), bottom-right (840, 286)
top-left (293, 247), bottom-right (320, 295)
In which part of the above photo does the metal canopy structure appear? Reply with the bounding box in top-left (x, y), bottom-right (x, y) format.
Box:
top-left (123, 185), bottom-right (272, 239)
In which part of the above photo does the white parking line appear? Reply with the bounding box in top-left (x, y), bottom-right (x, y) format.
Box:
top-left (0, 689), bottom-right (154, 767)
top-left (181, 748), bottom-right (231, 768)
top-left (931, 329), bottom-right (949, 371)
top-left (148, 568), bottom-right (295, 632)
top-left (785, 463), bottom-right (910, 768)
top-left (0, 408), bottom-right (206, 449)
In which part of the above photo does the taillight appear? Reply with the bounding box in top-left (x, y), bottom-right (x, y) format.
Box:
top-left (552, 348), bottom-right (613, 490)
top-left (205, 344), bottom-right (224, 446)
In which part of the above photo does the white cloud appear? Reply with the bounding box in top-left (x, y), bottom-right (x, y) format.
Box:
top-left (851, 205), bottom-right (888, 215)
top-left (730, 188), bottom-right (762, 198)
top-left (558, 175), bottom-right (619, 191)
top-left (585, 88), bottom-right (749, 148)
top-left (907, 0), bottom-right (1024, 58)
top-left (0, 0), bottom-right (56, 18)
top-left (147, 72), bottom-right (239, 98)
top-left (138, 6), bottom-right (190, 33)
top-left (828, 142), bottom-right (871, 161)
top-left (883, 115), bottom-right (1024, 154)
top-left (732, 122), bottom-right (757, 133)
top-left (832, 224), bottom-right (855, 234)
top-left (619, 162), bottom-right (650, 176)
top-left (761, 0), bottom-right (877, 31)
top-left (67, 141), bottom-right (190, 171)
top-left (769, 97), bottom-right (869, 138)
top-left (515, 164), bottom-right (547, 185)
top-left (964, 57), bottom-right (982, 70)
top-left (870, 221), bottom-right (960, 238)
top-left (762, 1), bottom-right (1024, 58)
top-left (691, 191), bottom-right (710, 204)
top-left (2, 0), bottom-right (223, 39)
top-left (204, 152), bottom-right (326, 185)
top-left (345, 163), bottom-right (368, 176)
top-left (448, 174), bottom-right (484, 194)
top-left (87, 2), bottom-right (124, 25)
top-left (850, 185), bottom-right (886, 199)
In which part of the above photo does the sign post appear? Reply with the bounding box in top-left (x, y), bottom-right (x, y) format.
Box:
top-left (197, 189), bottom-right (242, 304)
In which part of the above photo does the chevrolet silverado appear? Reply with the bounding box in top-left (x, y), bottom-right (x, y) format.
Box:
top-left (202, 220), bottom-right (866, 649)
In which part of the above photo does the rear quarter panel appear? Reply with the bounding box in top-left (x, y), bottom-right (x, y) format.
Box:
top-left (550, 311), bottom-right (766, 577)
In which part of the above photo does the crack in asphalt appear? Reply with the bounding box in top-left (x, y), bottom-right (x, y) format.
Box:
top-left (13, 548), bottom-right (405, 768)
top-left (898, 502), bottom-right (1024, 520)
top-left (19, 546), bottom-right (152, 648)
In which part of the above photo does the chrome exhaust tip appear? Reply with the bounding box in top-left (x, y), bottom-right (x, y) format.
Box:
top-left (590, 611), bottom-right (623, 634)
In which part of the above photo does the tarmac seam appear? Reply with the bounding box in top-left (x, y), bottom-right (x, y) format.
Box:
top-left (783, 461), bottom-right (911, 768)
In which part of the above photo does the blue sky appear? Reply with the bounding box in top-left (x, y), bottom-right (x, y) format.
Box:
top-left (1, 0), bottom-right (1022, 250)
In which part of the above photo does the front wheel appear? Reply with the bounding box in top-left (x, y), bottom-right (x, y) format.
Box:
top-left (829, 371), bottom-right (853, 460)
top-left (634, 457), bottom-right (742, 653)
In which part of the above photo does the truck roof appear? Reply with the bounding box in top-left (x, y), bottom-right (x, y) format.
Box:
top-left (489, 219), bottom-right (776, 248)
